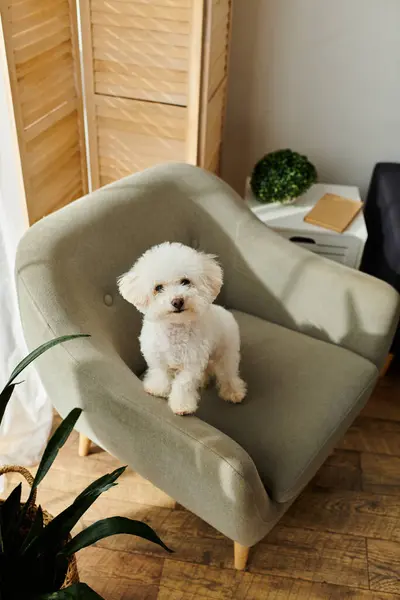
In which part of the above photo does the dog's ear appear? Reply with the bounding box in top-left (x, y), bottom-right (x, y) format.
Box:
top-left (117, 270), bottom-right (149, 313)
top-left (202, 254), bottom-right (223, 301)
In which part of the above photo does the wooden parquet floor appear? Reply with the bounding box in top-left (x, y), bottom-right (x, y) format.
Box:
top-left (3, 372), bottom-right (400, 599)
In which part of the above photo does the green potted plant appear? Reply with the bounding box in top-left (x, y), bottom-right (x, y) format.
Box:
top-left (0, 335), bottom-right (171, 599)
top-left (250, 149), bottom-right (317, 205)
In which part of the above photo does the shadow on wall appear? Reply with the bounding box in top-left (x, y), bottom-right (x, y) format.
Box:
top-left (221, 0), bottom-right (400, 199)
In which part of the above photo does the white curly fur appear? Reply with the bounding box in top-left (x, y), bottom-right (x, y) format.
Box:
top-left (117, 242), bottom-right (246, 415)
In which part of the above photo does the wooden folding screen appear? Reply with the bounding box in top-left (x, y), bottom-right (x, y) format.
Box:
top-left (1, 0), bottom-right (231, 218)
top-left (79, 0), bottom-right (232, 190)
top-left (0, 0), bottom-right (87, 223)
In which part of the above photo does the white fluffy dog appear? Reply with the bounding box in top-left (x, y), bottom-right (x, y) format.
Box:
top-left (117, 242), bottom-right (246, 415)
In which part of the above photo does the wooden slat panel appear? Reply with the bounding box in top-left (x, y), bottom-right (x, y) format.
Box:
top-left (94, 59), bottom-right (188, 82)
top-left (10, 0), bottom-right (68, 23)
top-left (95, 96), bottom-right (186, 185)
top-left (91, 0), bottom-right (190, 21)
top-left (95, 71), bottom-right (187, 98)
top-left (1, 0), bottom-right (87, 222)
top-left (81, 0), bottom-right (232, 186)
top-left (103, 0), bottom-right (191, 5)
top-left (98, 130), bottom-right (185, 160)
top-left (91, 10), bottom-right (190, 34)
top-left (99, 155), bottom-right (169, 173)
top-left (98, 145), bottom-right (173, 170)
top-left (98, 115), bottom-right (186, 141)
top-left (92, 24), bottom-right (189, 48)
top-left (30, 144), bottom-right (81, 191)
top-left (94, 66), bottom-right (187, 104)
top-left (29, 156), bottom-right (83, 222)
top-left (95, 80), bottom-right (186, 106)
top-left (90, 0), bottom-right (191, 106)
top-left (26, 111), bottom-right (81, 173)
top-left (93, 45), bottom-right (188, 71)
top-left (92, 33), bottom-right (189, 61)
top-left (14, 21), bottom-right (72, 64)
top-left (21, 66), bottom-right (76, 127)
top-left (100, 176), bottom-right (113, 186)
top-left (12, 1), bottom-right (70, 35)
top-left (24, 99), bottom-right (78, 142)
top-left (95, 94), bottom-right (186, 123)
top-left (17, 49), bottom-right (73, 93)
top-left (15, 39), bottom-right (73, 79)
top-left (80, 0), bottom-right (194, 189)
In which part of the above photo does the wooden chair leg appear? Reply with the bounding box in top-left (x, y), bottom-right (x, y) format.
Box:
top-left (78, 434), bottom-right (91, 457)
top-left (380, 353), bottom-right (394, 378)
top-left (234, 541), bottom-right (250, 570)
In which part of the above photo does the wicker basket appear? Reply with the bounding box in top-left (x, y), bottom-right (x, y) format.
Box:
top-left (0, 465), bottom-right (79, 590)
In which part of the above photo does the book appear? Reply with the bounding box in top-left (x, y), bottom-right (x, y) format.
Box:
top-left (304, 193), bottom-right (363, 233)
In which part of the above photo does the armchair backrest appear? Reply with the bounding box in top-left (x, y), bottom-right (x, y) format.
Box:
top-left (16, 164), bottom-right (254, 374)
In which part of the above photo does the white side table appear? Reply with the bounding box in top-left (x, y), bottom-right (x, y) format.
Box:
top-left (245, 180), bottom-right (368, 269)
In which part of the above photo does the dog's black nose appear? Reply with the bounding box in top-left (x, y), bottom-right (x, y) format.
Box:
top-left (172, 297), bottom-right (184, 311)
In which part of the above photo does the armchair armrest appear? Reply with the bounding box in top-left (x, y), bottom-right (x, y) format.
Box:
top-left (230, 204), bottom-right (400, 370)
top-left (16, 263), bottom-right (273, 546)
top-left (68, 348), bottom-right (273, 546)
top-left (169, 164), bottom-right (400, 370)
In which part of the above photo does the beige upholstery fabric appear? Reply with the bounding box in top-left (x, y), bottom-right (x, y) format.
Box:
top-left (199, 310), bottom-right (377, 503)
top-left (16, 164), bottom-right (399, 547)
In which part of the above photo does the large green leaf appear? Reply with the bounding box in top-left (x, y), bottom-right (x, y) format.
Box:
top-left (4, 334), bottom-right (90, 389)
top-left (20, 505), bottom-right (44, 554)
top-left (33, 409), bottom-right (83, 489)
top-left (35, 582), bottom-right (104, 599)
top-left (0, 482), bottom-right (22, 547)
top-left (0, 384), bottom-right (16, 427)
top-left (61, 516), bottom-right (172, 556)
top-left (21, 409), bottom-right (83, 525)
top-left (0, 335), bottom-right (89, 428)
top-left (23, 467), bottom-right (126, 558)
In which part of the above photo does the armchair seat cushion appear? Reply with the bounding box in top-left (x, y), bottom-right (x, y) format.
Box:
top-left (197, 310), bottom-right (377, 503)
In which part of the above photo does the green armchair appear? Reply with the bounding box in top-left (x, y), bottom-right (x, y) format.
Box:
top-left (16, 164), bottom-right (399, 569)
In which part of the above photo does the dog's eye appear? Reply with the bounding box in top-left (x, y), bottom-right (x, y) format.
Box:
top-left (154, 284), bottom-right (164, 294)
top-left (180, 278), bottom-right (191, 286)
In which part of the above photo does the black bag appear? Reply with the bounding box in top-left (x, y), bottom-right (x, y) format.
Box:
top-left (361, 163), bottom-right (400, 353)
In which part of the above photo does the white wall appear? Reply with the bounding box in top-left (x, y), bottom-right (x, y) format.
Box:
top-left (221, 0), bottom-right (400, 198)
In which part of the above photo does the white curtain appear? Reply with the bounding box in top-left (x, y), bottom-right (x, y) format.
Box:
top-left (0, 21), bottom-right (52, 474)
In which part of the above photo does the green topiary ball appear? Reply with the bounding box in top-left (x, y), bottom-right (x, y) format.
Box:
top-left (250, 149), bottom-right (317, 204)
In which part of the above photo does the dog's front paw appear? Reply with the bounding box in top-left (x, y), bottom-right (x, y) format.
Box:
top-left (143, 369), bottom-right (171, 398)
top-left (219, 377), bottom-right (247, 404)
top-left (168, 389), bottom-right (199, 415)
